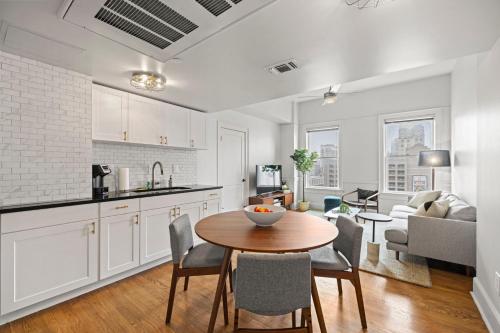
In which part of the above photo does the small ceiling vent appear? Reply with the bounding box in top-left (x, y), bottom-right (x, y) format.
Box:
top-left (267, 59), bottom-right (299, 75)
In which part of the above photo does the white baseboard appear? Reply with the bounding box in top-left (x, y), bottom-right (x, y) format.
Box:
top-left (472, 277), bottom-right (500, 333)
top-left (0, 256), bottom-right (171, 325)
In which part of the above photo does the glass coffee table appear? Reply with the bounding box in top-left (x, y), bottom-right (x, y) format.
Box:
top-left (324, 207), bottom-right (361, 221)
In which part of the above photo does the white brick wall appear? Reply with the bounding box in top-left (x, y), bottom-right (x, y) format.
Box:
top-left (0, 51), bottom-right (92, 205)
top-left (92, 142), bottom-right (197, 191)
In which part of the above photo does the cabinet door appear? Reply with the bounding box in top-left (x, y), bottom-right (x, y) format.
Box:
top-left (92, 85), bottom-right (128, 142)
top-left (189, 111), bottom-right (207, 149)
top-left (160, 103), bottom-right (189, 148)
top-left (1, 219), bottom-right (98, 315)
top-left (178, 202), bottom-right (204, 246)
top-left (139, 207), bottom-right (175, 264)
top-left (204, 199), bottom-right (221, 218)
top-left (128, 94), bottom-right (163, 145)
top-left (100, 213), bottom-right (140, 279)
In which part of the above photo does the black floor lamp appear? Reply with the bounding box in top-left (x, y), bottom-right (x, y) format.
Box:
top-left (418, 150), bottom-right (451, 191)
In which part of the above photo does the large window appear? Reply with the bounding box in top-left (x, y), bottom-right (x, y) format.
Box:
top-left (383, 118), bottom-right (434, 192)
top-left (306, 127), bottom-right (339, 189)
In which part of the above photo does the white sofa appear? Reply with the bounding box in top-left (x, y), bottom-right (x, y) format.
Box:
top-left (384, 192), bottom-right (476, 268)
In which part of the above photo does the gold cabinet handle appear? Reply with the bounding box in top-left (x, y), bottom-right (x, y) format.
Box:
top-left (123, 131), bottom-right (127, 141)
top-left (115, 204), bottom-right (129, 209)
top-left (160, 136), bottom-right (164, 144)
top-left (204, 202), bottom-right (208, 210)
top-left (170, 208), bottom-right (176, 218)
top-left (208, 193), bottom-right (218, 197)
top-left (134, 214), bottom-right (139, 224)
top-left (190, 139), bottom-right (194, 148)
top-left (164, 135), bottom-right (168, 145)
top-left (176, 207), bottom-right (180, 217)
top-left (88, 222), bottom-right (96, 234)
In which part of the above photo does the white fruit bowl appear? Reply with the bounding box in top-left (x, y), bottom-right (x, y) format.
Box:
top-left (243, 204), bottom-right (286, 227)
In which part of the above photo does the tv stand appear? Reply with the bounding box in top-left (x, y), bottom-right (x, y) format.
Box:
top-left (249, 191), bottom-right (294, 209)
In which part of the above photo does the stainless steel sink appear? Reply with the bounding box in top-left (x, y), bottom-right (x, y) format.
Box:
top-left (133, 186), bottom-right (191, 193)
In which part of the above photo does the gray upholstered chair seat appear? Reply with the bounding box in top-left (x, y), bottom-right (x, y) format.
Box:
top-left (384, 227), bottom-right (408, 244)
top-left (310, 246), bottom-right (350, 271)
top-left (182, 243), bottom-right (226, 268)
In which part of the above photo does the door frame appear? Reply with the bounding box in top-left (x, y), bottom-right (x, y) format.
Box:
top-left (217, 121), bottom-right (250, 210)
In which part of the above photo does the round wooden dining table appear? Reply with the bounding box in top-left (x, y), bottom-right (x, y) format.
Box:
top-left (195, 210), bottom-right (339, 333)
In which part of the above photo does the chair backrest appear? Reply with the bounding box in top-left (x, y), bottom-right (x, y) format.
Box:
top-left (333, 215), bottom-right (363, 268)
top-left (169, 214), bottom-right (194, 264)
top-left (234, 253), bottom-right (311, 316)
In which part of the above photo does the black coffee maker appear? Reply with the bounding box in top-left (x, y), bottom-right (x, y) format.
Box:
top-left (92, 164), bottom-right (112, 198)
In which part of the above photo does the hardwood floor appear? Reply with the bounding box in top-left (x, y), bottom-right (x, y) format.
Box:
top-left (0, 262), bottom-right (486, 333)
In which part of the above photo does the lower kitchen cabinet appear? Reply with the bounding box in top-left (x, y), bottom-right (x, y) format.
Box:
top-left (139, 206), bottom-right (175, 265)
top-left (1, 219), bottom-right (98, 315)
top-left (100, 213), bottom-right (140, 279)
top-left (204, 199), bottom-right (221, 218)
top-left (178, 201), bottom-right (204, 245)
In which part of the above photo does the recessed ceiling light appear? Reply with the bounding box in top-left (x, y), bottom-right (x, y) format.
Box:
top-left (130, 71), bottom-right (166, 91)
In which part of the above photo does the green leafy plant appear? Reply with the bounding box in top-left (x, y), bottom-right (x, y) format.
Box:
top-left (339, 203), bottom-right (350, 214)
top-left (290, 149), bottom-right (319, 203)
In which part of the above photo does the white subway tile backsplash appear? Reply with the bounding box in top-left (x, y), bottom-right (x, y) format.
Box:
top-left (0, 51), bottom-right (92, 205)
top-left (92, 142), bottom-right (197, 192)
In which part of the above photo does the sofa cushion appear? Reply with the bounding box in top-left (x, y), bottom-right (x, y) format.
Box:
top-left (408, 190), bottom-right (442, 208)
top-left (392, 205), bottom-right (418, 213)
top-left (385, 227), bottom-right (408, 244)
top-left (415, 200), bottom-right (450, 218)
top-left (446, 202), bottom-right (477, 222)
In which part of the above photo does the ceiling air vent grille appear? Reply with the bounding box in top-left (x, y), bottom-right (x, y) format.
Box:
top-left (95, 7), bottom-right (171, 49)
top-left (267, 59), bottom-right (299, 75)
top-left (104, 0), bottom-right (183, 42)
top-left (128, 0), bottom-right (198, 34)
top-left (195, 0), bottom-right (232, 16)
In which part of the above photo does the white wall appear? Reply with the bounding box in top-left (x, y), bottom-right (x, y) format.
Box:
top-left (197, 110), bottom-right (281, 197)
top-left (296, 75), bottom-right (451, 211)
top-left (0, 51), bottom-right (92, 205)
top-left (451, 55), bottom-right (479, 206)
top-left (473, 37), bottom-right (500, 333)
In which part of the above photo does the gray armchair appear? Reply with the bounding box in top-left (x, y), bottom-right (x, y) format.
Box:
top-left (233, 253), bottom-right (313, 332)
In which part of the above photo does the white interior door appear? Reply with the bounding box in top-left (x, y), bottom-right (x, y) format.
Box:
top-left (218, 126), bottom-right (247, 211)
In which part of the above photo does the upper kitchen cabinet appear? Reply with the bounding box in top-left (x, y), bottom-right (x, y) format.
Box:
top-left (92, 84), bottom-right (206, 149)
top-left (92, 85), bottom-right (128, 142)
top-left (128, 94), bottom-right (163, 145)
top-left (189, 111), bottom-right (207, 149)
top-left (160, 103), bottom-right (190, 148)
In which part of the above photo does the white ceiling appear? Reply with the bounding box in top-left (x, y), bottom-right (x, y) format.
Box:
top-left (0, 0), bottom-right (499, 112)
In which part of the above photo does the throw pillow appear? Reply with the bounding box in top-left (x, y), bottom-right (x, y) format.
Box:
top-left (415, 200), bottom-right (450, 218)
top-left (407, 190), bottom-right (442, 208)
top-left (358, 188), bottom-right (378, 201)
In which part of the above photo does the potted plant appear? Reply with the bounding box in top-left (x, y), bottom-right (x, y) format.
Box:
top-left (290, 149), bottom-right (319, 211)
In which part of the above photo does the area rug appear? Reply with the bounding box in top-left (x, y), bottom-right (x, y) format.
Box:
top-left (306, 210), bottom-right (432, 287)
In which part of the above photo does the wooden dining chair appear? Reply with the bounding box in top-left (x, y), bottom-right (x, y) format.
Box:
top-left (310, 215), bottom-right (367, 329)
top-left (165, 214), bottom-right (233, 324)
top-left (232, 252), bottom-right (313, 333)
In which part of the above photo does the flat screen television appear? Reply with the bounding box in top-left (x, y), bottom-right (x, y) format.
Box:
top-left (256, 165), bottom-right (282, 195)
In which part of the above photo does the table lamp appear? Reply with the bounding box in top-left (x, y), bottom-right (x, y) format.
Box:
top-left (418, 150), bottom-right (451, 190)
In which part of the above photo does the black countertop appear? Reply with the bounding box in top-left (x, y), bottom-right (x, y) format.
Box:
top-left (0, 185), bottom-right (222, 214)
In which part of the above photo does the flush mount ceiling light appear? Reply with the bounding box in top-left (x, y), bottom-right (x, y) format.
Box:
top-left (130, 72), bottom-right (166, 91)
top-left (345, 0), bottom-right (393, 9)
top-left (323, 86), bottom-right (337, 105)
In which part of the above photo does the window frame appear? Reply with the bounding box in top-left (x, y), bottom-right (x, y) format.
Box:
top-left (303, 122), bottom-right (341, 191)
top-left (378, 108), bottom-right (448, 195)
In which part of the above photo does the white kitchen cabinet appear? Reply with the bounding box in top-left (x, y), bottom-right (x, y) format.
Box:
top-left (160, 103), bottom-right (190, 148)
top-left (100, 213), bottom-right (140, 279)
top-left (139, 206), bottom-right (175, 264)
top-left (204, 199), bottom-right (221, 218)
top-left (128, 94), bottom-right (163, 145)
top-left (178, 201), bottom-right (204, 245)
top-left (92, 85), bottom-right (128, 142)
top-left (1, 219), bottom-right (98, 315)
top-left (189, 110), bottom-right (207, 149)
